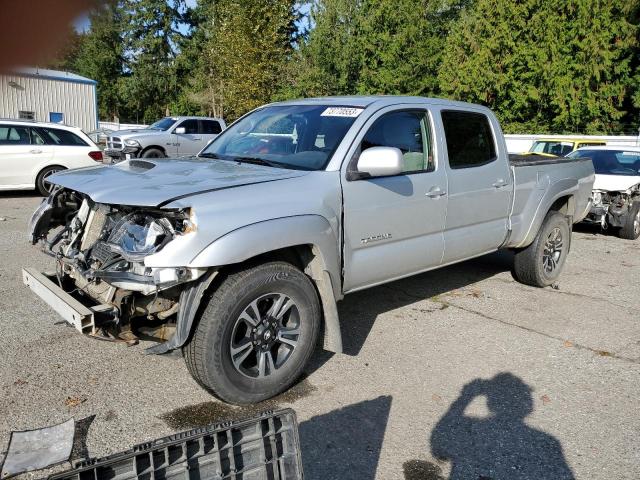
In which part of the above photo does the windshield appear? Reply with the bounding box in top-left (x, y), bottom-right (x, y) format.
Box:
top-left (148, 117), bottom-right (177, 131)
top-left (568, 149), bottom-right (640, 176)
top-left (199, 104), bottom-right (362, 170)
top-left (529, 140), bottom-right (574, 156)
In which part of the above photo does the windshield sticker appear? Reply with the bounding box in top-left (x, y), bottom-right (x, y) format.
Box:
top-left (321, 107), bottom-right (364, 117)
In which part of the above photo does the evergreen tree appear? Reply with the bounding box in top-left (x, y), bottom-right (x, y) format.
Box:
top-left (121, 0), bottom-right (188, 123)
top-left (438, 0), bottom-right (638, 134)
top-left (72, 1), bottom-right (126, 121)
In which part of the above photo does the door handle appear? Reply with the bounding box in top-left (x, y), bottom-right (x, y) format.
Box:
top-left (30, 149), bottom-right (42, 154)
top-left (426, 187), bottom-right (447, 198)
top-left (493, 179), bottom-right (508, 188)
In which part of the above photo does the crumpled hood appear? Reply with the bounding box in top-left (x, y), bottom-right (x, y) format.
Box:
top-left (47, 158), bottom-right (309, 207)
top-left (593, 174), bottom-right (640, 192)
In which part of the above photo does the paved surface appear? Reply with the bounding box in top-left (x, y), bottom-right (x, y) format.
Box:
top-left (0, 191), bottom-right (638, 479)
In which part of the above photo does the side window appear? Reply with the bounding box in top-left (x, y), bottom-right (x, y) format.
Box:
top-left (441, 110), bottom-right (496, 169)
top-left (41, 128), bottom-right (89, 146)
top-left (200, 120), bottom-right (222, 134)
top-left (0, 125), bottom-right (31, 145)
top-left (29, 128), bottom-right (46, 145)
top-left (178, 119), bottom-right (199, 134)
top-left (360, 110), bottom-right (433, 173)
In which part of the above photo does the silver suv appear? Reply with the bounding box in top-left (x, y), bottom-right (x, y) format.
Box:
top-left (105, 116), bottom-right (226, 161)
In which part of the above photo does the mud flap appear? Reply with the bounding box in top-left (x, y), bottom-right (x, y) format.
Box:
top-left (145, 270), bottom-right (217, 355)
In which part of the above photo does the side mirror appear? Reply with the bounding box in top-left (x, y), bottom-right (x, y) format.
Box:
top-left (174, 127), bottom-right (186, 135)
top-left (356, 147), bottom-right (403, 178)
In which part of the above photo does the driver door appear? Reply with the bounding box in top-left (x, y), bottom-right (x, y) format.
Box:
top-left (174, 119), bottom-right (202, 156)
top-left (341, 108), bottom-right (448, 291)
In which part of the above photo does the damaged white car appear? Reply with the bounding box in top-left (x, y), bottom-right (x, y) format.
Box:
top-left (569, 146), bottom-right (640, 239)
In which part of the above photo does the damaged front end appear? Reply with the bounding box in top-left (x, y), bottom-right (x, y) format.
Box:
top-left (584, 187), bottom-right (640, 229)
top-left (25, 187), bottom-right (210, 350)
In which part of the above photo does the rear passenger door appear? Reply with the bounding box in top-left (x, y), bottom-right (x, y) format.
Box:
top-left (439, 109), bottom-right (512, 263)
top-left (199, 119), bottom-right (223, 150)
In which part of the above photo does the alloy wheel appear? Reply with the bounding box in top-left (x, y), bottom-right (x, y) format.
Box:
top-left (542, 227), bottom-right (563, 274)
top-left (229, 293), bottom-right (300, 379)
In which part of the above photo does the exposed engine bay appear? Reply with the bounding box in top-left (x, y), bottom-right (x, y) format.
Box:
top-left (28, 188), bottom-right (206, 345)
top-left (585, 186), bottom-right (640, 230)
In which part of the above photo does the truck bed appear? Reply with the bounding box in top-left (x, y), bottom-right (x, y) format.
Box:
top-left (506, 156), bottom-right (594, 248)
top-left (509, 153), bottom-right (588, 167)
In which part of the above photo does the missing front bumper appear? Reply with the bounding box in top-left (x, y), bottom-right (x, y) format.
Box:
top-left (22, 268), bottom-right (115, 335)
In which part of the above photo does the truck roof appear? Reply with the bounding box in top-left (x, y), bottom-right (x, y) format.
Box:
top-left (272, 95), bottom-right (493, 112)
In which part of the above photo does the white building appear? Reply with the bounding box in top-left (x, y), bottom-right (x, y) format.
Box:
top-left (0, 67), bottom-right (98, 133)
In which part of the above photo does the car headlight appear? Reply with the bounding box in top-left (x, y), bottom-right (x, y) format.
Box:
top-left (591, 191), bottom-right (602, 206)
top-left (124, 139), bottom-right (140, 147)
top-left (107, 213), bottom-right (175, 261)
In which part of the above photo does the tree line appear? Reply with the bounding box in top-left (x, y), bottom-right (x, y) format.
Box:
top-left (49, 0), bottom-right (640, 134)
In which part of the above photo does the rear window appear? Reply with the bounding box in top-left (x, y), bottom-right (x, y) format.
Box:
top-left (0, 125), bottom-right (31, 145)
top-left (200, 120), bottom-right (222, 134)
top-left (441, 110), bottom-right (496, 169)
top-left (40, 127), bottom-right (89, 146)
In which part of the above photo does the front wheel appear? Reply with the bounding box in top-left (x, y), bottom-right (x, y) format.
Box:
top-left (184, 262), bottom-right (321, 405)
top-left (512, 211), bottom-right (571, 287)
top-left (141, 148), bottom-right (165, 158)
top-left (618, 201), bottom-right (640, 240)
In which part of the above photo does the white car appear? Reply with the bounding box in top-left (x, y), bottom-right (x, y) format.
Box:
top-left (0, 119), bottom-right (103, 195)
top-left (569, 146), bottom-right (640, 239)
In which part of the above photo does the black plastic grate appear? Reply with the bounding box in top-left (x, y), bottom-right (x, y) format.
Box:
top-left (49, 410), bottom-right (303, 480)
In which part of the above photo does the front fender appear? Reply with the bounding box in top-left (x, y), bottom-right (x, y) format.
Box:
top-left (188, 215), bottom-right (341, 298)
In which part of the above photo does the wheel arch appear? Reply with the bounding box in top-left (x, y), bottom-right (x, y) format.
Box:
top-left (140, 145), bottom-right (167, 157)
top-left (154, 215), bottom-right (344, 355)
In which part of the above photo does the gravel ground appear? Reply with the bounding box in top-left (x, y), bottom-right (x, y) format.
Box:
top-left (0, 191), bottom-right (638, 479)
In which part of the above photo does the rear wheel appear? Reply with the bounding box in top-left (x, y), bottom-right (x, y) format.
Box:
top-left (184, 262), bottom-right (320, 405)
top-left (36, 166), bottom-right (65, 196)
top-left (619, 201), bottom-right (640, 240)
top-left (141, 148), bottom-right (165, 158)
top-left (512, 211), bottom-right (571, 287)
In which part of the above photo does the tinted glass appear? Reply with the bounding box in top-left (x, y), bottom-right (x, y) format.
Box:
top-left (41, 128), bottom-right (88, 146)
top-left (178, 119), bottom-right (199, 134)
top-left (29, 128), bottom-right (46, 145)
top-left (200, 120), bottom-right (222, 134)
top-left (569, 150), bottom-right (640, 176)
top-left (148, 117), bottom-right (177, 131)
top-left (442, 111), bottom-right (496, 168)
top-left (530, 141), bottom-right (574, 156)
top-left (0, 125), bottom-right (31, 145)
top-left (360, 111), bottom-right (433, 172)
top-left (201, 105), bottom-right (360, 170)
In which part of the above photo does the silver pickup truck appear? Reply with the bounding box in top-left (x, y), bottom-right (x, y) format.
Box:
top-left (105, 116), bottom-right (226, 160)
top-left (24, 96), bottom-right (594, 404)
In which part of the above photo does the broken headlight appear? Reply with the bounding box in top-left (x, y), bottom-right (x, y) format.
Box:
top-left (592, 191), bottom-right (603, 206)
top-left (107, 214), bottom-right (175, 261)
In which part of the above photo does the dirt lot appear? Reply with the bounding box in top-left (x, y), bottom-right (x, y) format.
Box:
top-left (1, 191), bottom-right (639, 479)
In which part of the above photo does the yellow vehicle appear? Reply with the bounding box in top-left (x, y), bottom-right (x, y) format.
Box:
top-left (526, 138), bottom-right (606, 157)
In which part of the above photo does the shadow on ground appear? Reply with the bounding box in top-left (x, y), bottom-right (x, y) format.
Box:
top-left (336, 250), bottom-right (514, 356)
top-left (404, 373), bottom-right (575, 480)
top-left (299, 395), bottom-right (392, 480)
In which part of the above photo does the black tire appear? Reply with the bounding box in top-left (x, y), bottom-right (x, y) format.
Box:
top-left (618, 201), bottom-right (640, 240)
top-left (184, 261), bottom-right (321, 405)
top-left (512, 211), bottom-right (571, 287)
top-left (141, 148), bottom-right (165, 158)
top-left (36, 166), bottom-right (66, 196)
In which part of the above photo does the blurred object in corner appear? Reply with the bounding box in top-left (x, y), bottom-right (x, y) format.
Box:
top-left (0, 0), bottom-right (96, 72)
